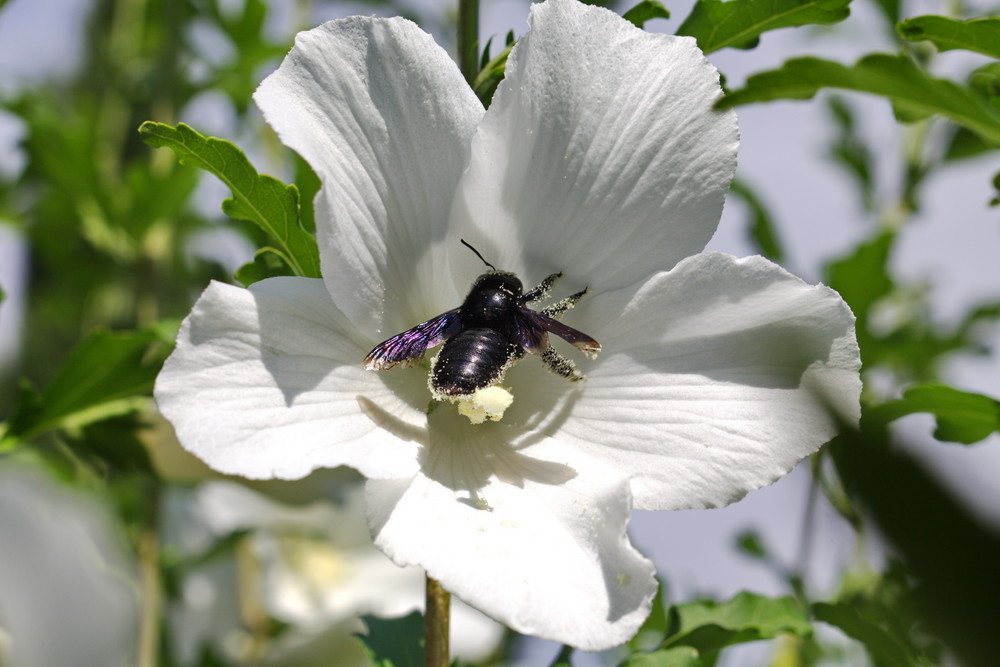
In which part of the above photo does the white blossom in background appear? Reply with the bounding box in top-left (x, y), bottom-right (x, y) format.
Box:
top-left (0, 464), bottom-right (135, 667)
top-left (155, 0), bottom-right (861, 650)
top-left (163, 480), bottom-right (502, 665)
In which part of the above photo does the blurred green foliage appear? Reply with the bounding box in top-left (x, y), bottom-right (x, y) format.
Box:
top-left (0, 0), bottom-right (998, 665)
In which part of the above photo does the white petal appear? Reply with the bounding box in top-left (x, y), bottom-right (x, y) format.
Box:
top-left (450, 0), bottom-right (738, 290)
top-left (367, 409), bottom-right (656, 651)
top-left (155, 278), bottom-right (427, 480)
top-left (556, 252), bottom-right (862, 510)
top-left (254, 18), bottom-right (483, 331)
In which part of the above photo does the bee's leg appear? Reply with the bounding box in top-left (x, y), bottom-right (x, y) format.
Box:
top-left (523, 272), bottom-right (563, 302)
top-left (540, 346), bottom-right (585, 382)
top-left (541, 287), bottom-right (589, 321)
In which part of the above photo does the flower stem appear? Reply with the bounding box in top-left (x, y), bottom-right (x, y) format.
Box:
top-left (457, 0), bottom-right (479, 85)
top-left (425, 575), bottom-right (451, 667)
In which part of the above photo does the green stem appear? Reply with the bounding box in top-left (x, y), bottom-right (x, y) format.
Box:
top-left (138, 508), bottom-right (161, 667)
top-left (425, 575), bottom-right (451, 667)
top-left (458, 0), bottom-right (480, 85)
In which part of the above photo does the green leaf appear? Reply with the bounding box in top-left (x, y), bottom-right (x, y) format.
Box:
top-left (234, 247), bottom-right (296, 287)
top-left (548, 645), bottom-right (574, 667)
top-left (897, 16), bottom-right (1000, 59)
top-left (355, 612), bottom-right (423, 667)
top-left (729, 180), bottom-right (785, 262)
top-left (480, 35), bottom-right (496, 70)
top-left (864, 384), bottom-right (1000, 444)
top-left (620, 646), bottom-right (703, 667)
top-left (663, 592), bottom-right (812, 655)
top-left (138, 121), bottom-right (320, 278)
top-left (0, 324), bottom-right (176, 448)
top-left (943, 125), bottom-right (991, 160)
top-left (676, 0), bottom-right (852, 54)
top-left (719, 54), bottom-right (1000, 145)
top-left (830, 430), bottom-right (1000, 665)
top-left (826, 229), bottom-right (894, 325)
top-left (473, 42), bottom-right (513, 108)
top-left (629, 580), bottom-right (671, 651)
top-left (970, 62), bottom-right (1000, 109)
top-left (623, 1), bottom-right (670, 28)
top-left (735, 530), bottom-right (767, 559)
top-left (827, 96), bottom-right (876, 211)
top-left (199, 0), bottom-right (289, 113)
top-left (871, 0), bottom-right (901, 25)
top-left (293, 152), bottom-right (320, 235)
top-left (992, 171), bottom-right (1000, 206)
top-left (813, 602), bottom-right (916, 666)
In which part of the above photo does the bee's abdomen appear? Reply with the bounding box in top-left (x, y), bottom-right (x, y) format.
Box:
top-left (431, 328), bottom-right (518, 396)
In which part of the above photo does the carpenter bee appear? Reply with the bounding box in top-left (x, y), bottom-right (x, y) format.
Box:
top-left (364, 240), bottom-right (601, 397)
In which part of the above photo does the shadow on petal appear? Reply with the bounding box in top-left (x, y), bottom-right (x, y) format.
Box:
top-left (419, 408), bottom-right (578, 495)
top-left (625, 320), bottom-right (849, 390)
top-left (356, 395), bottom-right (428, 446)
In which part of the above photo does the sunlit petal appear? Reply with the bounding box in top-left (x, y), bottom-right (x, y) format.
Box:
top-left (450, 0), bottom-right (739, 290)
top-left (155, 278), bottom-right (427, 480)
top-left (367, 410), bottom-right (656, 651)
top-left (255, 17), bottom-right (483, 330)
top-left (557, 252), bottom-right (861, 509)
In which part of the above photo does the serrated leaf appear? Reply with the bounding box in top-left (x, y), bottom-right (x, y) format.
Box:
top-left (813, 602), bottom-right (915, 666)
top-left (234, 247), bottom-right (295, 287)
top-left (623, 1), bottom-right (670, 28)
top-left (676, 0), bottom-right (851, 54)
top-left (0, 324), bottom-right (176, 448)
top-left (620, 646), bottom-right (702, 667)
top-left (864, 384), bottom-right (1000, 444)
top-left (719, 54), bottom-right (1000, 145)
top-left (355, 612), bottom-right (423, 667)
top-left (138, 121), bottom-right (320, 278)
top-left (897, 16), bottom-right (1000, 59)
top-left (663, 592), bottom-right (812, 655)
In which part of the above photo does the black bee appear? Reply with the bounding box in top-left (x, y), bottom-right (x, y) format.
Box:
top-left (364, 241), bottom-right (601, 397)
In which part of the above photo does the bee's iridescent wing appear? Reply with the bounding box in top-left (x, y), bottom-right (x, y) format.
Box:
top-left (364, 309), bottom-right (462, 370)
top-left (516, 310), bottom-right (601, 358)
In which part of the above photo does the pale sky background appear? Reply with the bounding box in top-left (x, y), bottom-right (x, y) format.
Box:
top-left (0, 0), bottom-right (998, 665)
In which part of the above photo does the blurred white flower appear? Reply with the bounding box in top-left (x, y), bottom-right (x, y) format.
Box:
top-left (164, 479), bottom-right (501, 665)
top-left (0, 464), bottom-right (135, 667)
top-left (156, 0), bottom-right (861, 649)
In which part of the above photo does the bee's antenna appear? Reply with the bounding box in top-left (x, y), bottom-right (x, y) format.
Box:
top-left (460, 239), bottom-right (496, 271)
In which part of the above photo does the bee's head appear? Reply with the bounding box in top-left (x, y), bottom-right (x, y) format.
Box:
top-left (471, 271), bottom-right (523, 298)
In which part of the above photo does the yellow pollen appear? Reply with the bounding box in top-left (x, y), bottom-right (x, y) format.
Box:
top-left (454, 386), bottom-right (514, 424)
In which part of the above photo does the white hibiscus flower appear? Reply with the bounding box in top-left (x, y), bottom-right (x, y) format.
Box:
top-left (155, 0), bottom-right (861, 650)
